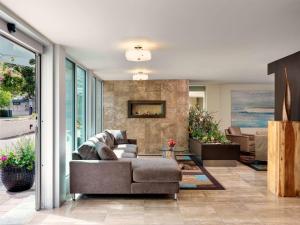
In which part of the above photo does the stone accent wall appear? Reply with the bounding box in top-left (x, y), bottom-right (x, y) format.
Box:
top-left (103, 80), bottom-right (189, 154)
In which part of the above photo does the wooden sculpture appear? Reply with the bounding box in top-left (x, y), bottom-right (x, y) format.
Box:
top-left (282, 67), bottom-right (291, 121)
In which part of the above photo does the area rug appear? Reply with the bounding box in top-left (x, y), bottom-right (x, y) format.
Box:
top-left (240, 154), bottom-right (267, 171)
top-left (175, 155), bottom-right (224, 190)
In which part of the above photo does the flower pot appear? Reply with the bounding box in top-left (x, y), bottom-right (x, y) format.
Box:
top-left (0, 109), bottom-right (12, 117)
top-left (0, 166), bottom-right (35, 192)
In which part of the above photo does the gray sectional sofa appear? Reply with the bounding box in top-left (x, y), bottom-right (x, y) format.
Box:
top-left (70, 130), bottom-right (182, 199)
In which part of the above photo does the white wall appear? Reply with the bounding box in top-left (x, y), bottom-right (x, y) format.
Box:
top-left (206, 83), bottom-right (274, 134)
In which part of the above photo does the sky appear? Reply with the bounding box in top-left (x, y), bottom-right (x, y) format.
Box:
top-left (0, 35), bottom-right (35, 67)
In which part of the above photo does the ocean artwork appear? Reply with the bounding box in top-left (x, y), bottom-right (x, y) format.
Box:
top-left (231, 90), bottom-right (274, 128)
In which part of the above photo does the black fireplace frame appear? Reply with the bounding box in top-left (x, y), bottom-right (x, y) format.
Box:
top-left (128, 100), bottom-right (166, 118)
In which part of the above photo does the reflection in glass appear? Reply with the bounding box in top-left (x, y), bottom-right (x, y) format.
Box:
top-left (96, 80), bottom-right (102, 133)
top-left (76, 66), bottom-right (86, 147)
top-left (65, 59), bottom-right (75, 175)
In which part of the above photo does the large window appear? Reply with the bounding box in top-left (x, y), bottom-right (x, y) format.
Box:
top-left (65, 59), bottom-right (75, 174)
top-left (90, 76), bottom-right (96, 136)
top-left (76, 66), bottom-right (86, 147)
top-left (96, 80), bottom-right (103, 133)
top-left (65, 59), bottom-right (102, 152)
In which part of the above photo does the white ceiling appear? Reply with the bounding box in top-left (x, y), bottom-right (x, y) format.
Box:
top-left (1, 0), bottom-right (300, 83)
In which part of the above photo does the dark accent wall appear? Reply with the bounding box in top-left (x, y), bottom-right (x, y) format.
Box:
top-left (268, 51), bottom-right (300, 121)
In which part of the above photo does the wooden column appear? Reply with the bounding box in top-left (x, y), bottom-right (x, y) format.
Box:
top-left (268, 121), bottom-right (300, 197)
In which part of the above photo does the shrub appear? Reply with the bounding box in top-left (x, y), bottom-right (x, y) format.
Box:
top-left (0, 88), bottom-right (12, 109)
top-left (0, 138), bottom-right (35, 171)
top-left (189, 106), bottom-right (229, 144)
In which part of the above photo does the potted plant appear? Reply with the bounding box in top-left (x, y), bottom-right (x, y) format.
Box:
top-left (0, 138), bottom-right (35, 192)
top-left (0, 87), bottom-right (12, 117)
top-left (189, 106), bottom-right (228, 144)
top-left (167, 138), bottom-right (176, 151)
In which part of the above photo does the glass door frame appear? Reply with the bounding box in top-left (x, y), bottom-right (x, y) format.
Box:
top-left (0, 33), bottom-right (42, 210)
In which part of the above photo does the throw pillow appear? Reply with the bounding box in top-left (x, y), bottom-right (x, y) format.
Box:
top-left (104, 130), bottom-right (116, 148)
top-left (107, 130), bottom-right (128, 145)
top-left (77, 139), bottom-right (101, 160)
top-left (95, 132), bottom-right (107, 143)
top-left (96, 142), bottom-right (118, 160)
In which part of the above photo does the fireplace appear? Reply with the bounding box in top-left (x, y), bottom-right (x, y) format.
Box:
top-left (128, 100), bottom-right (166, 118)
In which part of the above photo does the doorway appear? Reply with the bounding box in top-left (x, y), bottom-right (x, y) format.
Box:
top-left (0, 34), bottom-right (41, 222)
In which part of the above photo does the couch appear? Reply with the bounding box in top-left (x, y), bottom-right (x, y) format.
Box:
top-left (70, 130), bottom-right (182, 200)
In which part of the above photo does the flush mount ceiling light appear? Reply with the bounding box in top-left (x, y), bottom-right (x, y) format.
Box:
top-left (125, 46), bottom-right (151, 62)
top-left (132, 72), bottom-right (149, 80)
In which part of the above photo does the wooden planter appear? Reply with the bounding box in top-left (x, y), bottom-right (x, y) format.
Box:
top-left (268, 121), bottom-right (300, 197)
top-left (189, 138), bottom-right (240, 166)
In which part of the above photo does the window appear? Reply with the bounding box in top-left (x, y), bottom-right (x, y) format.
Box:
top-left (87, 76), bottom-right (96, 137)
top-left (76, 66), bottom-right (86, 147)
top-left (65, 59), bottom-right (75, 174)
top-left (65, 58), bottom-right (102, 150)
top-left (95, 80), bottom-right (103, 133)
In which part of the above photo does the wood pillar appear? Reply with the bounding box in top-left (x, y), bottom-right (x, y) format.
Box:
top-left (268, 121), bottom-right (300, 197)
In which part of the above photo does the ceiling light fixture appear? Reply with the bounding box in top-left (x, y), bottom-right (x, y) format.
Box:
top-left (132, 72), bottom-right (149, 80)
top-left (126, 46), bottom-right (151, 62)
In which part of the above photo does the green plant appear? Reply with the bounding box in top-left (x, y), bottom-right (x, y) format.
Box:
top-left (0, 87), bottom-right (12, 109)
top-left (0, 138), bottom-right (35, 171)
top-left (0, 60), bottom-right (35, 99)
top-left (189, 106), bottom-right (229, 144)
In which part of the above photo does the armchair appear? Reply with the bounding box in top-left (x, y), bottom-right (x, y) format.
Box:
top-left (225, 127), bottom-right (255, 155)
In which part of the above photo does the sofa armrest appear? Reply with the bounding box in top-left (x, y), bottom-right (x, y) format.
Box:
top-left (70, 160), bottom-right (132, 194)
top-left (127, 139), bottom-right (137, 144)
top-left (226, 134), bottom-right (252, 152)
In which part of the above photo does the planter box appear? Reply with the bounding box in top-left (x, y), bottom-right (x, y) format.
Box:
top-left (189, 138), bottom-right (240, 166)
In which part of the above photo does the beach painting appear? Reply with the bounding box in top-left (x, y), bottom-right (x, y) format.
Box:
top-left (231, 90), bottom-right (274, 128)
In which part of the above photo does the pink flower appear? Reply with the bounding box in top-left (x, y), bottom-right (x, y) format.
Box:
top-left (1, 155), bottom-right (7, 162)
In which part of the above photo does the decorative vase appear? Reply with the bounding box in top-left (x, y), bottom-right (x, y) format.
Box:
top-left (282, 67), bottom-right (291, 121)
top-left (0, 166), bottom-right (35, 192)
top-left (169, 146), bottom-right (175, 151)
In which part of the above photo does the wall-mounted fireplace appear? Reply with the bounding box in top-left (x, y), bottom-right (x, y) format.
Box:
top-left (128, 100), bottom-right (166, 118)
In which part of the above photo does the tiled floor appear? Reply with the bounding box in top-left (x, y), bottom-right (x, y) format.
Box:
top-left (2, 162), bottom-right (300, 225)
top-left (0, 183), bottom-right (35, 225)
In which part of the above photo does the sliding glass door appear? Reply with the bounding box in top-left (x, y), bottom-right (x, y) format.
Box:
top-left (65, 59), bottom-right (75, 174)
top-left (76, 66), bottom-right (86, 147)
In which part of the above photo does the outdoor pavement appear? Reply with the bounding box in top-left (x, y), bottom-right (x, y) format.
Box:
top-left (0, 133), bottom-right (35, 150)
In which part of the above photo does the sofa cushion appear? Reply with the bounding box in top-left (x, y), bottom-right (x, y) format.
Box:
top-left (228, 127), bottom-right (242, 135)
top-left (131, 158), bottom-right (182, 183)
top-left (113, 149), bottom-right (137, 159)
top-left (77, 137), bottom-right (101, 160)
top-left (115, 144), bottom-right (138, 154)
top-left (96, 142), bottom-right (118, 160)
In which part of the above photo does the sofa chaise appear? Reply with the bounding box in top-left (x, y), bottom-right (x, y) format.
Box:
top-left (70, 130), bottom-right (182, 200)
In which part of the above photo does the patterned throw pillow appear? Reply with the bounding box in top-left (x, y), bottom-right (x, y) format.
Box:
top-left (107, 130), bottom-right (128, 145)
top-left (104, 130), bottom-right (116, 149)
top-left (96, 142), bottom-right (118, 160)
top-left (77, 138), bottom-right (101, 160)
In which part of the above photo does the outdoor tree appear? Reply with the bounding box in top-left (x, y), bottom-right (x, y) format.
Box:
top-left (0, 59), bottom-right (35, 99)
top-left (0, 73), bottom-right (24, 96)
top-left (0, 87), bottom-right (12, 109)
top-left (20, 66), bottom-right (35, 99)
